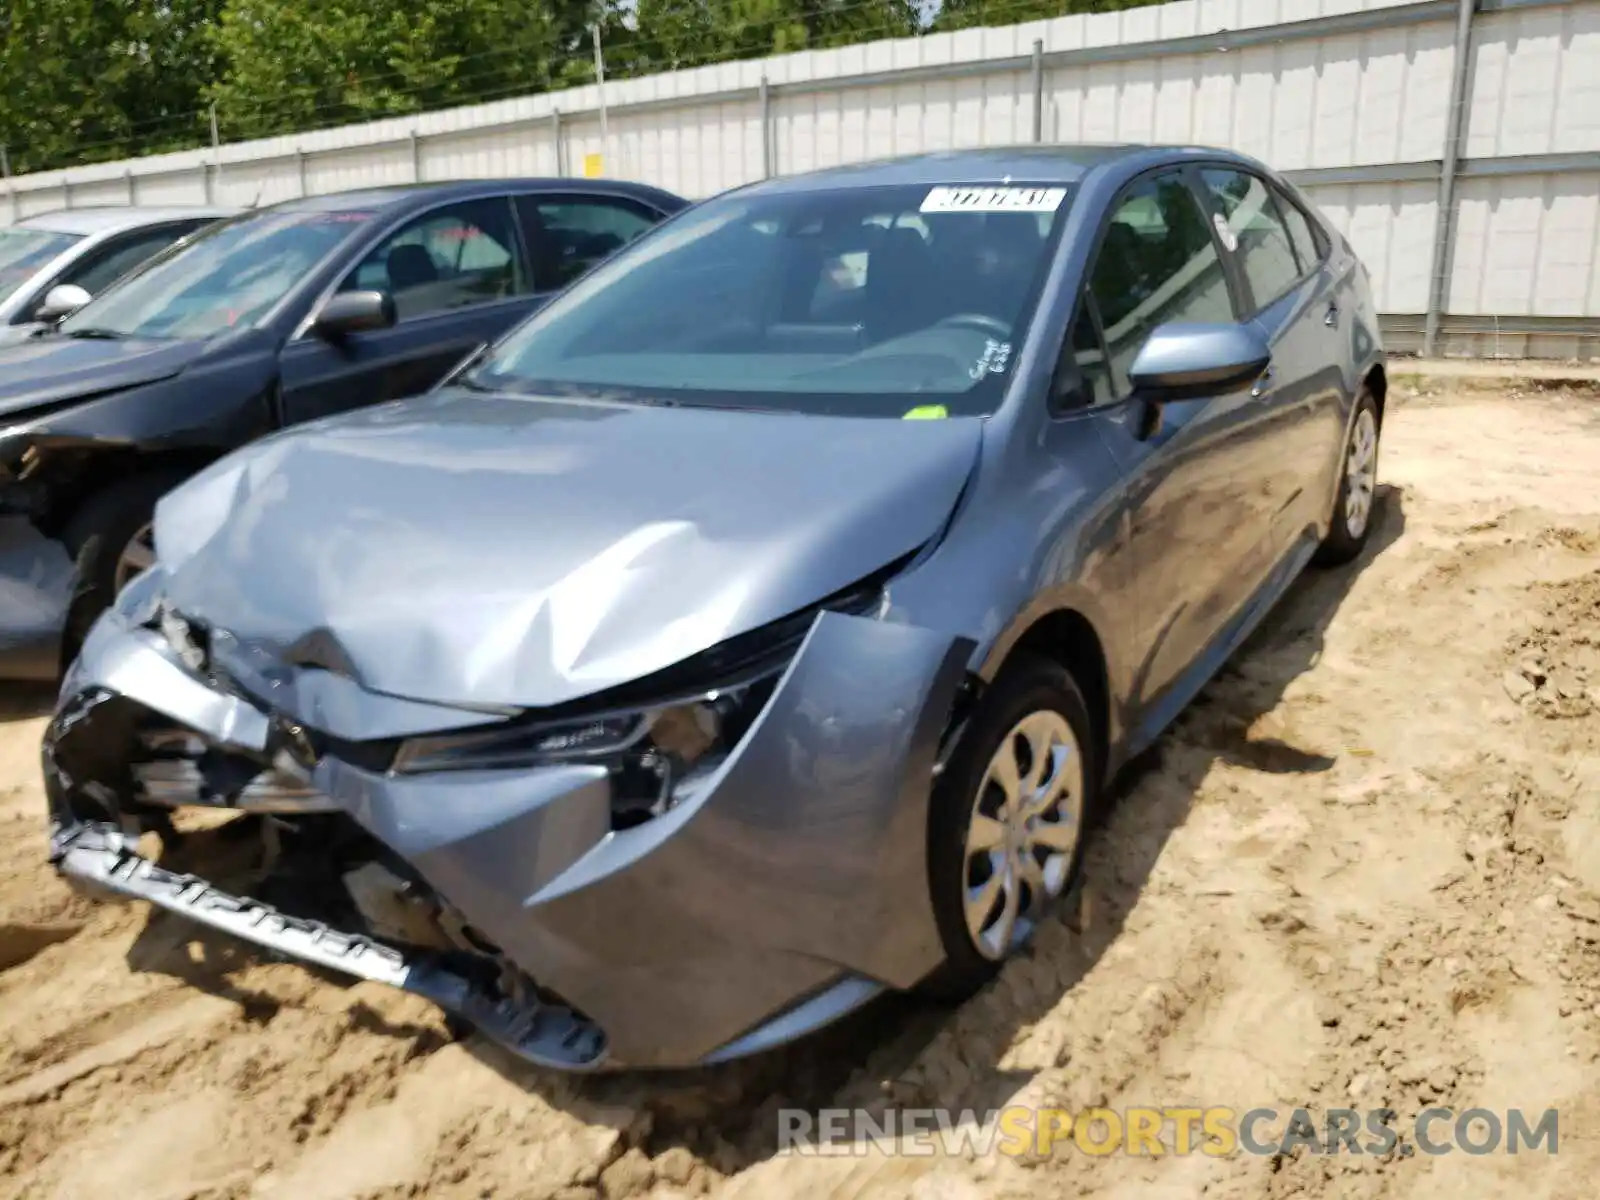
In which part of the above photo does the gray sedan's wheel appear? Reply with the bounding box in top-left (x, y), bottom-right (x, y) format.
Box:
top-left (963, 710), bottom-right (1085, 960)
top-left (1314, 388), bottom-right (1382, 567)
top-left (922, 656), bottom-right (1099, 1002)
top-left (1343, 407), bottom-right (1378, 540)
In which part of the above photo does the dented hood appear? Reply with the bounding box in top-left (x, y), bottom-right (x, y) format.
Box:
top-left (151, 388), bottom-right (983, 710)
top-left (0, 334), bottom-right (205, 421)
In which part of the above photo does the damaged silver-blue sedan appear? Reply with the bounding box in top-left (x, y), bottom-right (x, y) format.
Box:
top-left (41, 145), bottom-right (1387, 1071)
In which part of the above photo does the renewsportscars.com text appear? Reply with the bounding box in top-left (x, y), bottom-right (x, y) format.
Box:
top-left (777, 1106), bottom-right (1560, 1158)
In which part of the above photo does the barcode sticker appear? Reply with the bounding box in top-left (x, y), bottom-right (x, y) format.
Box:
top-left (920, 186), bottom-right (1067, 214)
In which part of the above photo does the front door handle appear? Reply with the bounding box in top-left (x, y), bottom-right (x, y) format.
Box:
top-left (1251, 365), bottom-right (1276, 398)
top-left (1324, 302), bottom-right (1341, 328)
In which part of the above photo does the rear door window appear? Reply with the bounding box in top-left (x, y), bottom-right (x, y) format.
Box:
top-left (1273, 185), bottom-right (1325, 273)
top-left (516, 195), bottom-right (662, 292)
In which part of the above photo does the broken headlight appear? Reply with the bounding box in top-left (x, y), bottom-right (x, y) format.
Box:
top-left (388, 557), bottom-right (904, 821)
top-left (391, 673), bottom-right (781, 826)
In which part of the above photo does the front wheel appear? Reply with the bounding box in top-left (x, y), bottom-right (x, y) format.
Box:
top-left (921, 657), bottom-right (1099, 1002)
top-left (1313, 389), bottom-right (1381, 567)
top-left (58, 469), bottom-right (192, 668)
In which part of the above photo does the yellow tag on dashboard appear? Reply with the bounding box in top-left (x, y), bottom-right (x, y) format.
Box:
top-left (902, 404), bottom-right (949, 420)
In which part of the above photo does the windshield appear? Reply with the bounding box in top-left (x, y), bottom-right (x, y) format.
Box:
top-left (467, 182), bottom-right (1073, 417)
top-left (0, 228), bottom-right (84, 306)
top-left (59, 209), bottom-right (375, 339)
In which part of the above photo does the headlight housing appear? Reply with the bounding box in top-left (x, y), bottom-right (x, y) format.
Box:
top-left (388, 557), bottom-right (904, 825)
top-left (392, 675), bottom-right (777, 826)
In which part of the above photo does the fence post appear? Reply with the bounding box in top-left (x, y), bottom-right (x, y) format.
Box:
top-left (410, 130), bottom-right (423, 182)
top-left (62, 178), bottom-right (71, 210)
top-left (592, 24), bottom-right (610, 174)
top-left (125, 169), bottom-right (135, 204)
top-left (760, 75), bottom-right (772, 178)
top-left (1031, 39), bottom-right (1045, 143)
top-left (552, 108), bottom-right (564, 175)
top-left (1424, 0), bottom-right (1476, 359)
top-left (208, 103), bottom-right (222, 202)
top-left (296, 148), bottom-right (308, 197)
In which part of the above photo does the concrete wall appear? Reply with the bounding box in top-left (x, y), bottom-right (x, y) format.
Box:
top-left (3, 0), bottom-right (1597, 356)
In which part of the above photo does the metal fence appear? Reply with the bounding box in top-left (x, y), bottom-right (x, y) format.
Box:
top-left (2, 0), bottom-right (1597, 358)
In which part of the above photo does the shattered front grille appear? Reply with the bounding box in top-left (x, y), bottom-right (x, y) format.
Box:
top-left (130, 728), bottom-right (337, 813)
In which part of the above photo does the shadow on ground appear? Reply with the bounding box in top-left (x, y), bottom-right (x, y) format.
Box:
top-left (115, 487), bottom-right (1407, 1174)
top-left (0, 683), bottom-right (56, 724)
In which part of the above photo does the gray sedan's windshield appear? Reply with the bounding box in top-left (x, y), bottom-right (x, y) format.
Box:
top-left (468, 183), bottom-right (1073, 417)
top-left (59, 209), bottom-right (375, 340)
top-left (0, 228), bottom-right (83, 305)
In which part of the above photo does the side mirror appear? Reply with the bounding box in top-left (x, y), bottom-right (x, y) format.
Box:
top-left (35, 283), bottom-right (93, 324)
top-left (1127, 322), bottom-right (1271, 402)
top-left (313, 290), bottom-right (396, 339)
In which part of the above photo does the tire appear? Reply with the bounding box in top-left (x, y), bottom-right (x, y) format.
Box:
top-left (58, 468), bottom-right (193, 667)
top-left (1313, 388), bottom-right (1382, 568)
top-left (920, 656), bottom-right (1100, 1003)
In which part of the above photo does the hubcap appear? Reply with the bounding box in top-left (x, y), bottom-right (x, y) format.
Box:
top-left (1344, 408), bottom-right (1378, 539)
top-left (962, 710), bottom-right (1085, 961)
top-left (114, 523), bottom-right (156, 593)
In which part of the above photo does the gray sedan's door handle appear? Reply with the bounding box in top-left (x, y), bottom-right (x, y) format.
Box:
top-left (1251, 365), bottom-right (1276, 398)
top-left (1325, 302), bottom-right (1341, 328)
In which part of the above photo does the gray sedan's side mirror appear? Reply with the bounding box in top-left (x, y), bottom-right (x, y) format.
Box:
top-left (313, 290), bottom-right (397, 339)
top-left (1128, 322), bottom-right (1271, 401)
top-left (35, 283), bottom-right (93, 324)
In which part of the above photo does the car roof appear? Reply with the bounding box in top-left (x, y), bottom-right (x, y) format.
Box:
top-left (729, 143), bottom-right (1247, 195)
top-left (16, 206), bottom-right (240, 235)
top-left (267, 178), bottom-right (688, 217)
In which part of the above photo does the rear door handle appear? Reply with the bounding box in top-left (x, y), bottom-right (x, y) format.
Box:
top-left (1251, 365), bottom-right (1276, 398)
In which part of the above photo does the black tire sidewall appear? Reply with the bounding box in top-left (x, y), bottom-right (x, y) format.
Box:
top-left (922, 657), bottom-right (1099, 1001)
top-left (59, 469), bottom-right (192, 662)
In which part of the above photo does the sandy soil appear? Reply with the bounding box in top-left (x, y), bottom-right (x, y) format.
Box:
top-left (3, 374), bottom-right (1600, 1200)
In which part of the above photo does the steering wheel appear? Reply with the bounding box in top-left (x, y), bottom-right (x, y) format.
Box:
top-left (933, 313), bottom-right (1012, 340)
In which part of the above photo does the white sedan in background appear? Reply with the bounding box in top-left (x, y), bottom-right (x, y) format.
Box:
top-left (0, 206), bottom-right (236, 344)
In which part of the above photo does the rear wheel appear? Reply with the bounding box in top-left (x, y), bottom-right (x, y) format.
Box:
top-left (1314, 389), bottom-right (1381, 567)
top-left (921, 658), bottom-right (1099, 1002)
top-left (59, 468), bottom-right (192, 667)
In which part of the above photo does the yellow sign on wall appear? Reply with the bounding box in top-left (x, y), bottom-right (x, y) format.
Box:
top-left (582, 152), bottom-right (604, 178)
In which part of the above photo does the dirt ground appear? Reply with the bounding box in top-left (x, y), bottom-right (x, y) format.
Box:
top-left (3, 373), bottom-right (1600, 1200)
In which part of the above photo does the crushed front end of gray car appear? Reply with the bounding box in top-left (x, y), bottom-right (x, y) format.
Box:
top-left (42, 567), bottom-right (974, 1071)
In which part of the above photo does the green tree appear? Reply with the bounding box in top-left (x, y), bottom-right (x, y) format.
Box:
top-left (203, 0), bottom-right (618, 141)
top-left (0, 0), bottom-right (220, 174)
top-left (933, 0), bottom-right (1165, 32)
top-left (630, 0), bottom-right (920, 74)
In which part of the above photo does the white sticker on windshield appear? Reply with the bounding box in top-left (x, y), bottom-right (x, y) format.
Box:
top-left (970, 340), bottom-right (1013, 380)
top-left (921, 186), bottom-right (1067, 214)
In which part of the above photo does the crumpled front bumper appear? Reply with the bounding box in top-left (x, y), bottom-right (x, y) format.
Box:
top-left (0, 514), bottom-right (74, 681)
top-left (44, 603), bottom-right (972, 1070)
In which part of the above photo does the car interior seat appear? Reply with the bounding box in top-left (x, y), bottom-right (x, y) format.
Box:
top-left (386, 243), bottom-right (439, 292)
top-left (865, 225), bottom-right (935, 342)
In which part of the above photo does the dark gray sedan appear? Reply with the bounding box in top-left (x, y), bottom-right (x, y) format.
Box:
top-left (42, 145), bottom-right (1386, 1071)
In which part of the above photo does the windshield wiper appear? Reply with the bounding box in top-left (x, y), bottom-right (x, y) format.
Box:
top-left (64, 327), bottom-right (127, 340)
